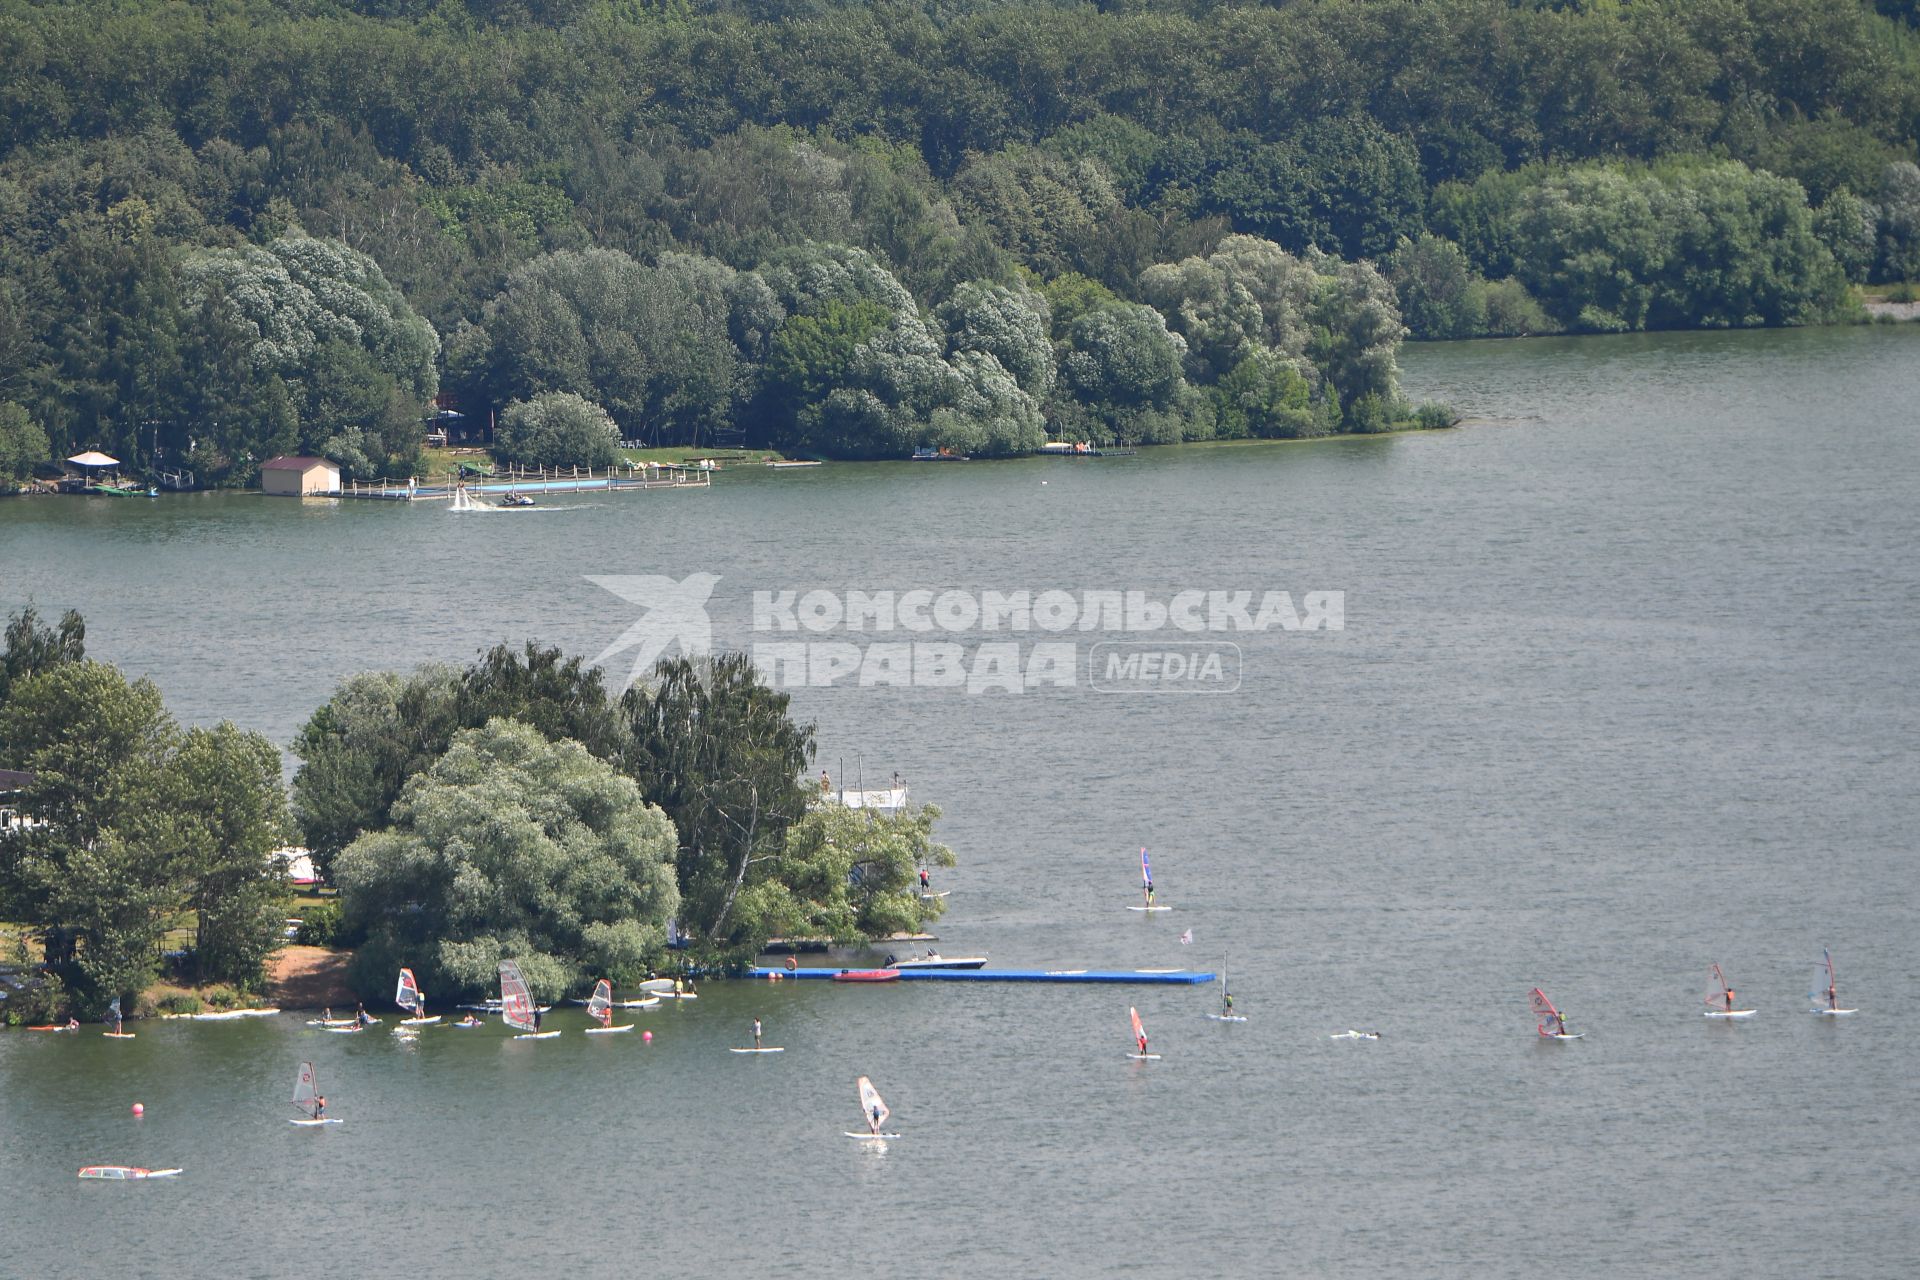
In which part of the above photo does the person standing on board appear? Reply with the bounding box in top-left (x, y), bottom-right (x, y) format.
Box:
top-left (1136, 1028), bottom-right (1149, 1058)
top-left (752, 1017), bottom-right (763, 1050)
top-left (1144, 879), bottom-right (1155, 909)
top-left (868, 1103), bottom-right (885, 1135)
top-left (919, 867), bottom-right (930, 892)
top-left (1725, 986), bottom-right (1736, 1012)
top-left (820, 770), bottom-right (831, 796)
top-left (1222, 989), bottom-right (1234, 1018)
top-left (311, 1094), bottom-right (326, 1121)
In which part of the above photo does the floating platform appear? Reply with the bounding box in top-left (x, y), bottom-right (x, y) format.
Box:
top-left (752, 967), bottom-right (1214, 985)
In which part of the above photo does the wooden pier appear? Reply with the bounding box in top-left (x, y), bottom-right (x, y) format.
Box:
top-left (334, 462), bottom-right (712, 501)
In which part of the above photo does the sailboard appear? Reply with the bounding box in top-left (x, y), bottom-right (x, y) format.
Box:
top-left (1128, 847), bottom-right (1171, 910)
top-left (78, 1166), bottom-right (182, 1180)
top-left (1126, 1006), bottom-right (1160, 1059)
top-left (730, 1047), bottom-right (785, 1053)
top-left (583, 978), bottom-right (634, 1034)
top-left (1810, 948), bottom-right (1858, 1015)
top-left (289, 1060), bottom-right (342, 1125)
top-left (501, 960), bottom-right (560, 1039)
top-left (1529, 987), bottom-right (1582, 1039)
top-left (1704, 962), bottom-right (1757, 1018)
top-left (1206, 965), bottom-right (1247, 1022)
top-left (845, 1075), bottom-right (900, 1139)
top-left (394, 967), bottom-right (439, 1025)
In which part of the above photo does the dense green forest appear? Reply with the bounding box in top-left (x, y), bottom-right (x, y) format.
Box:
top-left (1, 0), bottom-right (1916, 482)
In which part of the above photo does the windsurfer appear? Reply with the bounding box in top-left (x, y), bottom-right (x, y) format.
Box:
top-left (753, 1017), bottom-right (763, 1049)
top-left (1724, 988), bottom-right (1736, 1011)
top-left (1144, 879), bottom-right (1155, 908)
top-left (1136, 1031), bottom-right (1149, 1057)
top-left (919, 868), bottom-right (930, 891)
top-left (1223, 990), bottom-right (1234, 1016)
top-left (869, 1104), bottom-right (884, 1135)
top-left (311, 1095), bottom-right (326, 1121)
top-left (532, 1006), bottom-right (543, 1033)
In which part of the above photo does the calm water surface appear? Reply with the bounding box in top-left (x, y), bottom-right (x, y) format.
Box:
top-left (2, 325), bottom-right (1917, 1278)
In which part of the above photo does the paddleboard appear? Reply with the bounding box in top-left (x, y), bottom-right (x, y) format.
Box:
top-left (652, 992), bottom-right (698, 1000)
top-left (78, 1166), bottom-right (182, 1180)
top-left (323, 1025), bottom-right (364, 1034)
top-left (512, 1030), bottom-right (562, 1040)
top-left (399, 1015), bottom-right (441, 1026)
top-left (918, 890), bottom-right (950, 899)
top-left (1543, 1032), bottom-right (1585, 1040)
top-left (614, 997), bottom-right (662, 1009)
top-left (1205, 1014), bottom-right (1248, 1023)
top-left (102, 1031), bottom-right (137, 1039)
top-left (1126, 1052), bottom-right (1162, 1060)
top-left (391, 1025), bottom-right (419, 1036)
top-left (1813, 1008), bottom-right (1859, 1016)
top-left (447, 1020), bottom-right (485, 1029)
top-left (584, 1024), bottom-right (634, 1035)
top-left (730, 1047), bottom-right (784, 1053)
top-left (844, 1131), bottom-right (902, 1139)
top-left (305, 1019), bottom-right (357, 1028)
top-left (289, 1118), bottom-right (343, 1126)
top-left (1329, 1031), bottom-right (1379, 1040)
top-left (1704, 1010), bottom-right (1758, 1019)
top-left (1127, 905), bottom-right (1172, 912)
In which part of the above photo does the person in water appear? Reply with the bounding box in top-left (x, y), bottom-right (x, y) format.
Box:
top-left (752, 1017), bottom-right (763, 1049)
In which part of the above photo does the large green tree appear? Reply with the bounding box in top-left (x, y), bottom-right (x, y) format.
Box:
top-left (334, 718), bottom-right (680, 1002)
top-left (620, 653), bottom-right (815, 960)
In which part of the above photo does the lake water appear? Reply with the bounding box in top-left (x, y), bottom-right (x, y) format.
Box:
top-left (3, 325), bottom-right (1917, 1278)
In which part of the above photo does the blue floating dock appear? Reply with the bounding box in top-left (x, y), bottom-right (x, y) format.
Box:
top-left (751, 967), bottom-right (1215, 985)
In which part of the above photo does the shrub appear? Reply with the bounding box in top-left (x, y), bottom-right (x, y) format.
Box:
top-left (295, 901), bottom-right (344, 948)
top-left (156, 992), bottom-right (202, 1016)
top-left (201, 985), bottom-right (242, 1010)
top-left (2, 973), bottom-right (68, 1026)
top-left (1414, 403), bottom-right (1458, 430)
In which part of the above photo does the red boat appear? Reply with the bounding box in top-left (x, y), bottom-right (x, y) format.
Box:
top-left (832, 970), bottom-right (901, 983)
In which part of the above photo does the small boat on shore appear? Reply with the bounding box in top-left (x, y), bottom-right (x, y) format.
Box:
top-left (832, 970), bottom-right (901, 983)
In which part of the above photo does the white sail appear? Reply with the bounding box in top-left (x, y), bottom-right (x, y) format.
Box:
top-left (292, 1061), bottom-right (319, 1116)
top-left (499, 960), bottom-right (537, 1033)
top-left (857, 1076), bottom-right (890, 1134)
top-left (1811, 948), bottom-right (1837, 1011)
top-left (587, 978), bottom-right (613, 1027)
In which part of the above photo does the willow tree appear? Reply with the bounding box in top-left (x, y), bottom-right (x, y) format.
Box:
top-left (334, 718), bottom-right (679, 1002)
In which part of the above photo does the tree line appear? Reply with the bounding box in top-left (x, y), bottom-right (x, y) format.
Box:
top-left (2, 0), bottom-right (1918, 481)
top-left (0, 608), bottom-right (953, 1012)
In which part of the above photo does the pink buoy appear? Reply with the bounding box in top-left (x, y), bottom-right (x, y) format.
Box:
top-left (131, 1103), bottom-right (144, 1116)
top-left (642, 1031), bottom-right (652, 1043)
